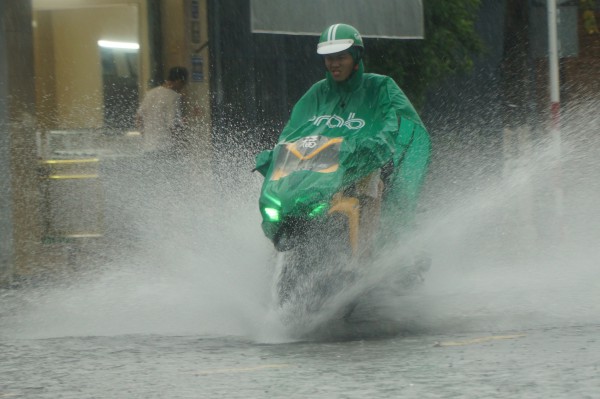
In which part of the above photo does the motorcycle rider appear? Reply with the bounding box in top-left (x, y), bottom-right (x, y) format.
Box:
top-left (259, 23), bottom-right (431, 254)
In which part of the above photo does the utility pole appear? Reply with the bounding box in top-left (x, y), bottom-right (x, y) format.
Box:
top-left (546, 0), bottom-right (564, 233)
top-left (547, 0), bottom-right (561, 142)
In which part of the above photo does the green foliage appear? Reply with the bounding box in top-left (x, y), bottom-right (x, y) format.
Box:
top-left (365, 0), bottom-right (484, 109)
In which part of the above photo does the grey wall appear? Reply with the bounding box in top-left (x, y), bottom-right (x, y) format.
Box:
top-left (0, 2), bottom-right (16, 283)
top-left (208, 0), bottom-right (324, 153)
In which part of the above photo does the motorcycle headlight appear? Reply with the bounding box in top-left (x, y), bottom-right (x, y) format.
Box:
top-left (308, 202), bottom-right (329, 218)
top-left (263, 207), bottom-right (281, 222)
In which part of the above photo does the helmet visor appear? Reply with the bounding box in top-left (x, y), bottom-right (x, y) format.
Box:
top-left (317, 39), bottom-right (354, 55)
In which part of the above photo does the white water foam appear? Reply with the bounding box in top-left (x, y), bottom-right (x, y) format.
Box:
top-left (2, 102), bottom-right (600, 342)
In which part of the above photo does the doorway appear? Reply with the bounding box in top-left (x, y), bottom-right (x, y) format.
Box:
top-left (32, 0), bottom-right (150, 134)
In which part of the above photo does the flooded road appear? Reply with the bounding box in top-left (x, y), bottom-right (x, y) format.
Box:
top-left (2, 315), bottom-right (600, 397)
top-left (4, 326), bottom-right (600, 398)
top-left (2, 112), bottom-right (600, 397)
top-left (3, 223), bottom-right (600, 399)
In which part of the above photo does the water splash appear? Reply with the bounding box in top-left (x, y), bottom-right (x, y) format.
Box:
top-left (266, 100), bottom-right (600, 340)
top-left (1, 150), bottom-right (280, 340)
top-left (2, 101), bottom-right (600, 342)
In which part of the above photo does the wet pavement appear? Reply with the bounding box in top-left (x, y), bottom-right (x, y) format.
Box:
top-left (2, 316), bottom-right (599, 398)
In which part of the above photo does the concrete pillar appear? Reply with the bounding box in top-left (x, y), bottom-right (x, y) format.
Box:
top-left (160, 0), bottom-right (212, 164)
top-left (0, 1), bottom-right (43, 284)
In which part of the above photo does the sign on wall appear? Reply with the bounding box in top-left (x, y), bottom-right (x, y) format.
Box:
top-left (250, 0), bottom-right (424, 39)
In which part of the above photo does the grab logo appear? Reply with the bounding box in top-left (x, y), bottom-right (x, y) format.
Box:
top-left (309, 113), bottom-right (365, 130)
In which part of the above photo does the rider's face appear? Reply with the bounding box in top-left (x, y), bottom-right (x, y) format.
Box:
top-left (324, 51), bottom-right (355, 82)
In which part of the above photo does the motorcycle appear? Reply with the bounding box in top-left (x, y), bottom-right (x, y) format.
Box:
top-left (254, 115), bottom-right (431, 316)
top-left (255, 133), bottom-right (388, 313)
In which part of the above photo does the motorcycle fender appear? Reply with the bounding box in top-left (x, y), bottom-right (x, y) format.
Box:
top-left (328, 195), bottom-right (360, 256)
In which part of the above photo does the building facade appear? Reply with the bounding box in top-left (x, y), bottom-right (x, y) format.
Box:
top-left (1, 0), bottom-right (598, 283)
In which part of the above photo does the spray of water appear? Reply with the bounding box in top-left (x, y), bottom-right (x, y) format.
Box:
top-left (2, 102), bottom-right (599, 342)
top-left (259, 101), bottom-right (600, 341)
top-left (377, 101), bottom-right (600, 336)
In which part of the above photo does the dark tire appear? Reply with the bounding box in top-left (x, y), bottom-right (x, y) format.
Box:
top-left (276, 214), bottom-right (354, 311)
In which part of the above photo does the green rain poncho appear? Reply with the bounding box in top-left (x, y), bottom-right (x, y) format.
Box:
top-left (257, 60), bottom-right (431, 240)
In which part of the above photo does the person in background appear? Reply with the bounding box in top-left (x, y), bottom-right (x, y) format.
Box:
top-left (136, 66), bottom-right (188, 157)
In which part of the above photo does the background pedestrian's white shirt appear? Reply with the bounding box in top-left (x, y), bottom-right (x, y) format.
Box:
top-left (137, 86), bottom-right (183, 151)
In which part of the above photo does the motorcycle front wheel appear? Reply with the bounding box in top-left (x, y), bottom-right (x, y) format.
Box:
top-left (275, 214), bottom-right (354, 310)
